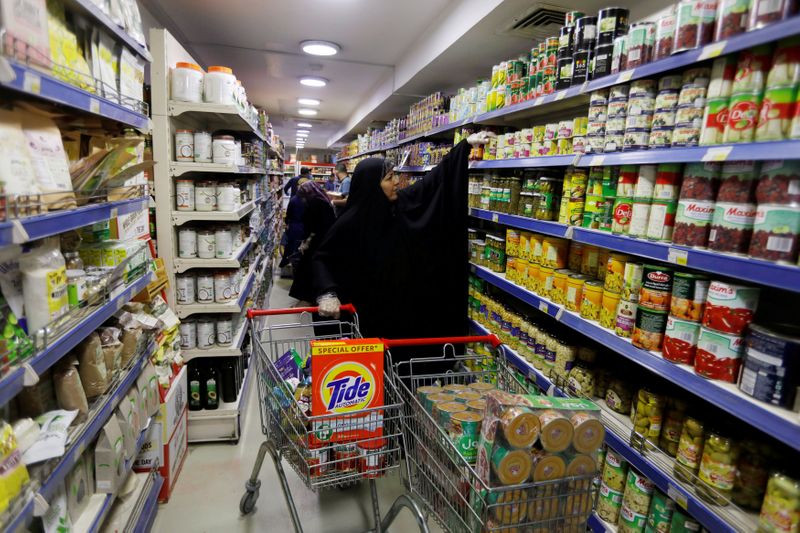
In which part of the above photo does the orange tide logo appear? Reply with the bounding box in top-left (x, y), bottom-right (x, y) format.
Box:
top-left (320, 362), bottom-right (376, 413)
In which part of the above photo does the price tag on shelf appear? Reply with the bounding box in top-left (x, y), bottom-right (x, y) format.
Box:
top-left (616, 69), bottom-right (635, 83)
top-left (89, 98), bottom-right (100, 114)
top-left (555, 307), bottom-right (565, 321)
top-left (571, 153), bottom-right (582, 166)
top-left (698, 40), bottom-right (727, 61)
top-left (667, 484), bottom-right (689, 510)
top-left (588, 155), bottom-right (605, 166)
top-left (539, 301), bottom-right (549, 314)
top-left (534, 96), bottom-right (544, 106)
top-left (580, 81), bottom-right (590, 93)
top-left (555, 91), bottom-right (566, 101)
top-left (702, 146), bottom-right (732, 162)
top-left (547, 384), bottom-right (557, 395)
top-left (10, 219), bottom-right (29, 244)
top-left (564, 226), bottom-right (574, 239)
top-left (668, 247), bottom-right (689, 266)
top-left (491, 213), bottom-right (499, 223)
top-left (23, 71), bottom-right (41, 94)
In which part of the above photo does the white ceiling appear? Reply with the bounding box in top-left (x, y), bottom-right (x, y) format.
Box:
top-left (140, 0), bottom-right (456, 149)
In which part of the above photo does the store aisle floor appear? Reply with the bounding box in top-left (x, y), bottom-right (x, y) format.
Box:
top-left (154, 276), bottom-right (438, 533)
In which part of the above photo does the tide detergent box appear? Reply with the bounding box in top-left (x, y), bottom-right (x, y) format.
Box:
top-left (309, 339), bottom-right (384, 445)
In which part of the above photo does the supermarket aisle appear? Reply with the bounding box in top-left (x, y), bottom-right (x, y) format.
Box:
top-left (154, 276), bottom-right (433, 533)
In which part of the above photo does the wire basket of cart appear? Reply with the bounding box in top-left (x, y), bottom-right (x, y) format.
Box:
top-left (239, 304), bottom-right (427, 533)
top-left (388, 335), bottom-right (600, 533)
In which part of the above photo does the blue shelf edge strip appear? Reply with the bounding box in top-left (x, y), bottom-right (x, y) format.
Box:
top-left (469, 208), bottom-right (800, 294)
top-left (134, 475), bottom-right (164, 533)
top-left (2, 60), bottom-right (150, 130)
top-left (0, 271), bottom-right (153, 407)
top-left (469, 264), bottom-right (800, 453)
top-left (469, 319), bottom-right (738, 533)
top-left (0, 197), bottom-right (149, 247)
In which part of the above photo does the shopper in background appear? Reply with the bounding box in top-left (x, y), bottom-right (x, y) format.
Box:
top-left (279, 175), bottom-right (311, 269)
top-left (283, 167), bottom-right (311, 197)
top-left (289, 180), bottom-right (337, 302)
top-left (324, 169), bottom-right (338, 192)
top-left (331, 162), bottom-right (350, 215)
top-left (312, 131), bottom-right (494, 362)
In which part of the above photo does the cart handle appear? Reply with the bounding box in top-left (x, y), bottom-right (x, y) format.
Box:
top-left (381, 334), bottom-right (501, 348)
top-left (246, 304), bottom-right (356, 318)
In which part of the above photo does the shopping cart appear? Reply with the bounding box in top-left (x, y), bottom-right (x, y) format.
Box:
top-left (240, 305), bottom-right (428, 533)
top-left (388, 335), bottom-right (597, 533)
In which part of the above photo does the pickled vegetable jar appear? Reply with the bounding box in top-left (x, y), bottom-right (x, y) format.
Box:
top-left (606, 378), bottom-right (634, 414)
top-left (631, 388), bottom-right (665, 450)
top-left (697, 429), bottom-right (741, 506)
top-left (674, 415), bottom-right (705, 483)
top-left (758, 472), bottom-right (800, 533)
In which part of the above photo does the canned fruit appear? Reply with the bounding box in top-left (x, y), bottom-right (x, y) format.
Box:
top-left (581, 280), bottom-right (604, 321)
top-left (604, 253), bottom-right (628, 293)
top-left (680, 162), bottom-right (721, 200)
top-left (718, 161), bottom-right (759, 202)
top-left (671, 272), bottom-right (710, 321)
top-left (708, 202), bottom-right (757, 254)
top-left (639, 266), bottom-right (673, 312)
top-left (695, 327), bottom-right (745, 382)
top-left (757, 160), bottom-right (800, 204)
top-left (703, 281), bottom-right (760, 335)
top-left (601, 291), bottom-right (622, 329)
top-left (664, 316), bottom-right (701, 364)
top-left (633, 307), bottom-right (669, 352)
top-left (748, 204), bottom-right (800, 262)
top-left (673, 199), bottom-right (716, 247)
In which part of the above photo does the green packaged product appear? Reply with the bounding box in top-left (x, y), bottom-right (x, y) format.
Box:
top-left (644, 489), bottom-right (674, 533)
top-left (669, 507), bottom-right (701, 532)
top-left (619, 469), bottom-right (654, 533)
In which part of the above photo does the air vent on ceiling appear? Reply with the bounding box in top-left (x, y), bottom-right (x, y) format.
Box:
top-left (500, 3), bottom-right (569, 42)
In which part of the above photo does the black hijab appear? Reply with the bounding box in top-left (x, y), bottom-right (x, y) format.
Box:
top-left (312, 140), bottom-right (471, 359)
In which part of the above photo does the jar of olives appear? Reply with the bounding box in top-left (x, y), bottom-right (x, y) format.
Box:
top-left (567, 361), bottom-right (596, 398)
top-left (758, 472), bottom-right (800, 533)
top-left (697, 429), bottom-right (740, 506)
top-left (658, 399), bottom-right (687, 457)
top-left (630, 388), bottom-right (665, 451)
top-left (554, 339), bottom-right (578, 382)
top-left (595, 367), bottom-right (612, 400)
top-left (606, 378), bottom-right (634, 415)
top-left (518, 191), bottom-right (536, 217)
top-left (674, 414), bottom-right (705, 484)
top-left (733, 442), bottom-right (773, 511)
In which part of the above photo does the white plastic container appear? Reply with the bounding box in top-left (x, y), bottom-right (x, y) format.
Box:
top-left (180, 320), bottom-right (197, 349)
top-left (204, 66), bottom-right (236, 105)
top-left (234, 139), bottom-right (243, 166)
top-left (197, 230), bottom-right (216, 259)
top-left (214, 271), bottom-right (233, 302)
top-left (175, 130), bottom-right (194, 162)
top-left (215, 227), bottom-right (233, 258)
top-left (176, 180), bottom-right (195, 211)
top-left (178, 228), bottom-right (197, 258)
top-left (176, 273), bottom-right (196, 304)
top-left (194, 131), bottom-right (212, 163)
top-left (172, 62), bottom-right (204, 103)
top-left (195, 180), bottom-right (217, 211)
top-left (231, 224), bottom-right (243, 249)
top-left (216, 317), bottom-right (233, 346)
top-left (212, 135), bottom-right (236, 165)
top-left (197, 273), bottom-right (214, 302)
top-left (216, 182), bottom-right (238, 211)
top-left (197, 318), bottom-right (215, 349)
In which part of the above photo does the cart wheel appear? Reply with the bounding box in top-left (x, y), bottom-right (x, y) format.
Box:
top-left (240, 489), bottom-right (259, 515)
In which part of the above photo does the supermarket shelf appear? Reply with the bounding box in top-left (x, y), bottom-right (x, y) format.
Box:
top-left (469, 17), bottom-right (800, 126)
top-left (394, 165), bottom-right (434, 172)
top-left (0, 196), bottom-right (148, 246)
top-left (336, 143), bottom-right (398, 161)
top-left (469, 207), bottom-right (800, 293)
top-left (588, 513), bottom-right (615, 532)
top-left (471, 155), bottom-right (579, 168)
top-left (170, 161), bottom-right (265, 177)
top-left (81, 421), bottom-right (152, 533)
top-left (470, 263), bottom-right (800, 451)
top-left (188, 359), bottom-right (253, 442)
top-left (0, 272), bottom-right (153, 406)
top-left (132, 473), bottom-right (163, 533)
top-left (1, 58), bottom-right (150, 130)
top-left (62, 0), bottom-right (152, 61)
top-left (175, 256), bottom-right (260, 318)
top-left (171, 201), bottom-right (255, 225)
top-left (173, 236), bottom-right (254, 273)
top-left (182, 319), bottom-right (249, 360)
top-left (168, 101), bottom-right (266, 141)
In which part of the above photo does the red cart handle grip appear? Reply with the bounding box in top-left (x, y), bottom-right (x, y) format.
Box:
top-left (247, 304), bottom-right (356, 318)
top-left (381, 334), bottom-right (501, 348)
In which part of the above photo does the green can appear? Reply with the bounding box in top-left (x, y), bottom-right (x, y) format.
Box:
top-left (602, 167), bottom-right (620, 198)
top-left (565, 10), bottom-right (586, 26)
top-left (435, 401), bottom-right (466, 427)
top-left (671, 272), bottom-right (710, 322)
top-left (620, 469), bottom-right (655, 533)
top-left (599, 196), bottom-right (616, 232)
top-left (449, 411), bottom-right (483, 463)
top-left (597, 481), bottom-right (625, 523)
top-left (756, 85), bottom-right (796, 142)
top-left (723, 91), bottom-right (763, 144)
top-left (700, 97), bottom-right (730, 146)
top-left (602, 449), bottom-right (629, 491)
top-left (669, 507), bottom-right (701, 532)
top-left (644, 489), bottom-right (675, 533)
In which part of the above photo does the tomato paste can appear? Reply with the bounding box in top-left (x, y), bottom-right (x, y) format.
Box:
top-left (663, 315), bottom-right (702, 364)
top-left (702, 281), bottom-right (760, 335)
top-left (670, 272), bottom-right (710, 322)
top-left (646, 200), bottom-right (677, 241)
top-left (633, 306), bottom-right (669, 352)
top-left (757, 160), bottom-right (800, 205)
top-left (748, 204), bottom-right (800, 263)
top-left (708, 202), bottom-right (757, 254)
top-left (695, 327), bottom-right (745, 382)
top-left (673, 199), bottom-right (716, 247)
top-left (723, 92), bottom-right (763, 144)
top-left (740, 323), bottom-right (800, 408)
top-left (639, 265), bottom-right (673, 312)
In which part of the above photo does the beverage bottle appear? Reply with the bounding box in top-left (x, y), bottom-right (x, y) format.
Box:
top-left (188, 361), bottom-right (203, 411)
top-left (221, 359), bottom-right (237, 403)
top-left (204, 361), bottom-right (219, 410)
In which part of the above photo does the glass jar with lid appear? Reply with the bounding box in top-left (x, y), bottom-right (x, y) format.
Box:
top-left (64, 252), bottom-right (84, 270)
top-left (697, 429), bottom-right (740, 506)
top-left (674, 414), bottom-right (705, 483)
top-left (605, 377), bottom-right (633, 414)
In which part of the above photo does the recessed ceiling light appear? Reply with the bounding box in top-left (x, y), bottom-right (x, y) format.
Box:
top-left (300, 76), bottom-right (328, 87)
top-left (297, 122), bottom-right (313, 128)
top-left (297, 129), bottom-right (310, 134)
top-left (298, 108), bottom-right (318, 116)
top-left (298, 98), bottom-right (320, 106)
top-left (301, 40), bottom-right (340, 56)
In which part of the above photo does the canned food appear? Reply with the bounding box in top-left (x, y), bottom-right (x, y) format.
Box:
top-left (639, 265), bottom-right (673, 312)
top-left (608, 99), bottom-right (628, 118)
top-left (623, 129), bottom-right (651, 151)
top-left (590, 89), bottom-right (610, 106)
top-left (628, 96), bottom-right (656, 116)
top-left (702, 281), bottom-right (760, 335)
top-left (601, 290), bottom-right (621, 329)
top-left (612, 197), bottom-right (634, 234)
top-left (655, 91), bottom-right (679, 111)
top-left (607, 117), bottom-right (626, 132)
top-left (649, 127), bottom-right (674, 148)
top-left (664, 315), bottom-right (702, 364)
top-left (552, 269), bottom-right (570, 305)
top-left (724, 92), bottom-right (763, 144)
top-left (749, 204), bottom-right (800, 262)
top-left (646, 201), bottom-right (677, 241)
top-left (756, 85), bottom-right (797, 141)
top-left (653, 164), bottom-right (682, 201)
top-left (604, 253), bottom-right (628, 293)
top-left (566, 273), bottom-right (588, 312)
top-left (589, 105), bottom-right (609, 121)
top-left (681, 162), bottom-right (721, 200)
top-left (674, 0), bottom-right (717, 53)
top-left (674, 199), bottom-right (716, 247)
top-left (671, 123), bottom-right (701, 146)
top-left (615, 299), bottom-right (637, 338)
top-left (708, 202), bottom-right (757, 254)
top-left (580, 280), bottom-right (604, 321)
top-left (604, 133), bottom-right (624, 152)
top-left (740, 323), bottom-right (800, 408)
top-left (708, 56), bottom-right (737, 99)
top-left (622, 262), bottom-right (644, 302)
top-left (629, 200), bottom-right (653, 238)
top-left (588, 121), bottom-right (607, 136)
top-left (448, 411), bottom-right (483, 463)
top-left (541, 237), bottom-right (569, 268)
top-left (699, 97), bottom-right (730, 145)
top-left (695, 327), bottom-right (745, 382)
top-left (630, 79), bottom-right (657, 98)
top-left (678, 85), bottom-right (708, 107)
top-left (654, 16), bottom-right (676, 60)
top-left (675, 104), bottom-right (705, 125)
top-left (652, 109), bottom-right (676, 128)
top-left (719, 161), bottom-right (759, 202)
top-left (633, 307), bottom-right (669, 351)
top-left (671, 272), bottom-right (710, 322)
top-left (757, 160), bottom-right (800, 204)
top-left (633, 165), bottom-right (657, 199)
top-left (733, 45), bottom-right (772, 93)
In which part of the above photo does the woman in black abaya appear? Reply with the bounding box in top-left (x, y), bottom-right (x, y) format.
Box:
top-left (311, 132), bottom-right (493, 363)
top-left (289, 180), bottom-right (336, 303)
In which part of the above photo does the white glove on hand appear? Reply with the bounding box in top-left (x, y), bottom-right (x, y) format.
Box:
top-left (317, 293), bottom-right (341, 318)
top-left (467, 131), bottom-right (497, 147)
top-left (298, 236), bottom-right (312, 254)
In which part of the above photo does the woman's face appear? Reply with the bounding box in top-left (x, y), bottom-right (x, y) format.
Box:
top-left (381, 171), bottom-right (399, 202)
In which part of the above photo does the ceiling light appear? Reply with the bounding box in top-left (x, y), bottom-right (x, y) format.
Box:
top-left (300, 76), bottom-right (328, 87)
top-left (297, 129), bottom-right (310, 134)
top-left (297, 132), bottom-right (309, 137)
top-left (298, 108), bottom-right (318, 116)
top-left (297, 122), bottom-right (313, 128)
top-left (301, 40), bottom-right (340, 56)
top-left (298, 98), bottom-right (320, 106)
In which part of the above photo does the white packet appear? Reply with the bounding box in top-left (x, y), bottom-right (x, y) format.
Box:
top-left (22, 409), bottom-right (79, 464)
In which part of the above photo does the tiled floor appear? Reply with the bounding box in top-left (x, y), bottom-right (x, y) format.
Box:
top-left (153, 277), bottom-right (434, 533)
